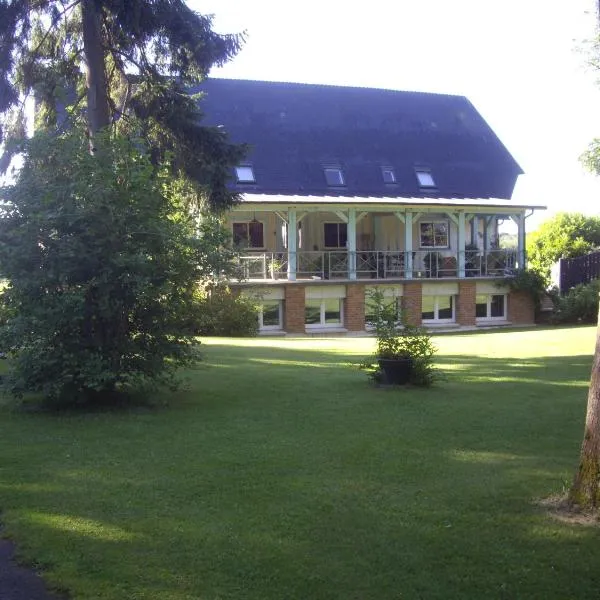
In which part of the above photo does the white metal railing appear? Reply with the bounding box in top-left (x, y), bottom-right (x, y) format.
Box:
top-left (297, 251), bottom-right (324, 279)
top-left (462, 249), bottom-right (517, 277)
top-left (411, 250), bottom-right (457, 278)
top-left (236, 249), bottom-right (519, 280)
top-left (237, 252), bottom-right (288, 280)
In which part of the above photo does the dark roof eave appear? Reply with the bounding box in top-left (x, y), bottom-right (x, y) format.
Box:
top-left (233, 194), bottom-right (545, 211)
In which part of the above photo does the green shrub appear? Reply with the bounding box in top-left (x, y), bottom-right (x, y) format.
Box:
top-left (554, 279), bottom-right (600, 323)
top-left (0, 286), bottom-right (13, 327)
top-left (501, 268), bottom-right (547, 317)
top-left (192, 285), bottom-right (259, 337)
top-left (0, 130), bottom-right (231, 405)
top-left (527, 213), bottom-right (600, 284)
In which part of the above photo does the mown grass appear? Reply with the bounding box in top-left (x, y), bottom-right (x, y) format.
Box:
top-left (0, 326), bottom-right (599, 599)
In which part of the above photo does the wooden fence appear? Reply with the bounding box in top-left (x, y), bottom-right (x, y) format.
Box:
top-left (559, 251), bottom-right (600, 293)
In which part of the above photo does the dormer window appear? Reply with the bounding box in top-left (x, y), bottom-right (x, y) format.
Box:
top-left (235, 165), bottom-right (255, 183)
top-left (382, 167), bottom-right (396, 184)
top-left (415, 169), bottom-right (436, 188)
top-left (324, 167), bottom-right (345, 186)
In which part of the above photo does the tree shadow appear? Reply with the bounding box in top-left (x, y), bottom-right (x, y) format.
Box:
top-left (0, 334), bottom-right (597, 599)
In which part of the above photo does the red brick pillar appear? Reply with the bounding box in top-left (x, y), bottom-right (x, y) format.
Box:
top-left (457, 281), bottom-right (476, 326)
top-left (284, 285), bottom-right (305, 334)
top-left (403, 281), bottom-right (422, 326)
top-left (508, 290), bottom-right (535, 325)
top-left (345, 284), bottom-right (365, 331)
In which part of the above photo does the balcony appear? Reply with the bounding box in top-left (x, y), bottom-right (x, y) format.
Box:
top-left (236, 249), bottom-right (518, 281)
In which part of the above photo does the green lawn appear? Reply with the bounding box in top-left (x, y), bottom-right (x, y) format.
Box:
top-left (0, 326), bottom-right (599, 599)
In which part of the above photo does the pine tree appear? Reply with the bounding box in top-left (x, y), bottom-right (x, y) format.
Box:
top-left (0, 0), bottom-right (245, 209)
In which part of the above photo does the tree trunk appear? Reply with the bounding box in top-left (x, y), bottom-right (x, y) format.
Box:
top-left (568, 293), bottom-right (600, 510)
top-left (81, 0), bottom-right (110, 136)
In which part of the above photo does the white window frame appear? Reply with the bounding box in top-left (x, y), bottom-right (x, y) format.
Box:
top-left (305, 297), bottom-right (344, 328)
top-left (232, 220), bottom-right (265, 249)
top-left (475, 294), bottom-right (507, 321)
top-left (323, 222), bottom-right (348, 249)
top-left (415, 169), bottom-right (436, 188)
top-left (235, 165), bottom-right (255, 183)
top-left (419, 220), bottom-right (450, 249)
top-left (324, 167), bottom-right (345, 186)
top-left (421, 295), bottom-right (456, 324)
top-left (381, 167), bottom-right (396, 184)
top-left (259, 300), bottom-right (283, 330)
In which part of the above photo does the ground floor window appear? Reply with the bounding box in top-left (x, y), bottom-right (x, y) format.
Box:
top-left (305, 297), bottom-right (343, 327)
top-left (476, 294), bottom-right (506, 320)
top-left (422, 295), bottom-right (455, 323)
top-left (259, 300), bottom-right (283, 330)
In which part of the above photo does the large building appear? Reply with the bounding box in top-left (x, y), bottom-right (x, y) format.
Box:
top-left (198, 78), bottom-right (543, 334)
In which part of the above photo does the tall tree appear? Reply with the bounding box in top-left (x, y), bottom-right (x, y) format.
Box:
top-left (566, 5), bottom-right (600, 513)
top-left (526, 213), bottom-right (600, 284)
top-left (0, 128), bottom-right (240, 404)
top-left (568, 298), bottom-right (600, 511)
top-left (0, 0), bottom-right (245, 208)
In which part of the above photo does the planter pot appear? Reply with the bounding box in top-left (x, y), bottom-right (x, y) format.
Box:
top-left (378, 357), bottom-right (413, 385)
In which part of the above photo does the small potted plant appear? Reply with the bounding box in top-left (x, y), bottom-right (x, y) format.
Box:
top-left (362, 288), bottom-right (437, 386)
top-left (269, 257), bottom-right (284, 280)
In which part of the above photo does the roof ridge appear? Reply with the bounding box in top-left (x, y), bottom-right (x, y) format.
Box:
top-left (205, 77), bottom-right (467, 100)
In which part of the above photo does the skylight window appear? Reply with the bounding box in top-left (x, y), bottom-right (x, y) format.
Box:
top-left (324, 167), bottom-right (345, 186)
top-left (415, 169), bottom-right (436, 188)
top-left (235, 165), bottom-right (255, 183)
top-left (382, 167), bottom-right (396, 184)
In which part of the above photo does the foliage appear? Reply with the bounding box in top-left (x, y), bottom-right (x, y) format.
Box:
top-left (190, 284), bottom-right (259, 337)
top-left (553, 279), bottom-right (600, 324)
top-left (526, 213), bottom-right (600, 284)
top-left (0, 128), bottom-right (237, 405)
top-left (268, 256), bottom-right (285, 278)
top-left (423, 251), bottom-right (441, 277)
top-left (0, 285), bottom-right (12, 327)
top-left (498, 232), bottom-right (517, 249)
top-left (581, 135), bottom-right (600, 175)
top-left (500, 268), bottom-right (547, 317)
top-left (0, 0), bottom-right (246, 209)
top-left (464, 243), bottom-right (479, 276)
top-left (362, 288), bottom-right (437, 387)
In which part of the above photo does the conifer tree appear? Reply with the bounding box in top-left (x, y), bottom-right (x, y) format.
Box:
top-left (0, 0), bottom-right (245, 208)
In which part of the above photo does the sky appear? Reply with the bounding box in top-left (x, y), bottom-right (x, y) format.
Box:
top-left (191, 0), bottom-right (600, 231)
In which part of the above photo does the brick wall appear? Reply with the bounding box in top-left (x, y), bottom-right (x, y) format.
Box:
top-left (508, 290), bottom-right (535, 325)
top-left (402, 281), bottom-right (422, 326)
top-left (345, 284), bottom-right (365, 331)
top-left (284, 285), bottom-right (305, 333)
top-left (457, 281), bottom-right (476, 326)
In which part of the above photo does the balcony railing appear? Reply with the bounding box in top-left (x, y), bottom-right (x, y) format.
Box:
top-left (236, 249), bottom-right (518, 281)
top-left (236, 252), bottom-right (288, 280)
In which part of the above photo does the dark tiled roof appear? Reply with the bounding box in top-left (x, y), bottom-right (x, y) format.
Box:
top-left (195, 78), bottom-right (523, 200)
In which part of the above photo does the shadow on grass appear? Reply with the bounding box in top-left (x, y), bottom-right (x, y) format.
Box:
top-left (201, 337), bottom-right (592, 386)
top-left (0, 331), bottom-right (598, 599)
